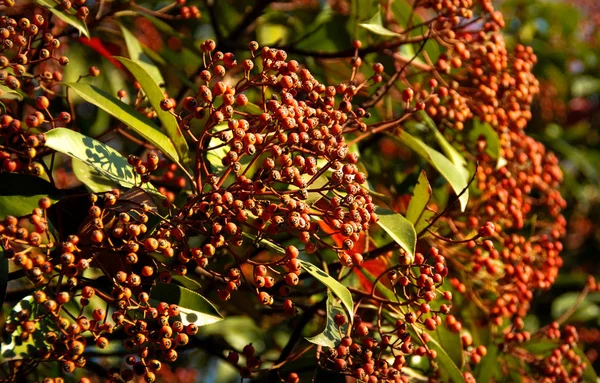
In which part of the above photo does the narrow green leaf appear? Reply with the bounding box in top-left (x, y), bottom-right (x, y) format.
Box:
top-left (115, 57), bottom-right (191, 168)
top-left (72, 158), bottom-right (118, 193)
top-left (119, 25), bottom-right (164, 85)
top-left (36, 0), bottom-right (90, 37)
top-left (419, 113), bottom-right (467, 167)
top-left (306, 291), bottom-right (348, 348)
top-left (572, 345), bottom-right (599, 382)
top-left (475, 344), bottom-right (500, 383)
top-left (299, 260), bottom-right (354, 321)
top-left (390, 131), bottom-right (470, 211)
top-left (376, 208), bottom-right (416, 258)
top-left (45, 128), bottom-right (161, 196)
top-left (358, 267), bottom-right (397, 301)
top-left (0, 173), bottom-right (60, 218)
top-left (65, 82), bottom-right (180, 163)
top-left (359, 9), bottom-right (402, 38)
top-left (151, 283), bottom-right (222, 327)
top-left (468, 118), bottom-right (506, 170)
top-left (433, 323), bottom-right (464, 368)
top-left (427, 335), bottom-right (466, 383)
top-left (406, 170), bottom-right (432, 229)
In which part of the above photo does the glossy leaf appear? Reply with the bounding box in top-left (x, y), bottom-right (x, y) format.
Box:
top-left (391, 131), bottom-right (469, 211)
top-left (376, 208), bottom-right (416, 258)
top-left (1, 296), bottom-right (46, 360)
top-left (45, 128), bottom-right (160, 196)
top-left (359, 9), bottom-right (402, 38)
top-left (115, 57), bottom-right (191, 167)
top-left (72, 158), bottom-right (118, 193)
top-left (36, 0), bottom-right (90, 37)
top-left (419, 113), bottom-right (467, 167)
top-left (306, 291), bottom-right (348, 348)
top-left (151, 283), bottom-right (223, 327)
top-left (0, 173), bottom-right (60, 218)
top-left (65, 82), bottom-right (180, 163)
top-left (406, 170), bottom-right (435, 234)
top-left (119, 25), bottom-right (164, 85)
top-left (427, 335), bottom-right (466, 383)
top-left (299, 259), bottom-right (354, 321)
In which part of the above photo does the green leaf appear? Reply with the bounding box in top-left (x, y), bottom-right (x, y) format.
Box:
top-left (358, 267), bottom-right (397, 301)
top-left (390, 131), bottom-right (470, 211)
top-left (406, 170), bottom-right (435, 234)
top-left (468, 118), bottom-right (506, 170)
top-left (65, 82), bottom-right (180, 163)
top-left (427, 335), bottom-right (466, 383)
top-left (0, 173), bottom-right (60, 218)
top-left (376, 208), bottom-right (416, 258)
top-left (433, 323), bottom-right (464, 368)
top-left (0, 84), bottom-right (23, 101)
top-left (306, 291), bottom-right (348, 348)
top-left (419, 113), bottom-right (466, 167)
top-left (475, 344), bottom-right (501, 383)
top-left (115, 57), bottom-right (191, 168)
top-left (572, 345), bottom-right (599, 382)
top-left (552, 292), bottom-right (600, 322)
top-left (45, 128), bottom-right (160, 196)
top-left (36, 0), bottom-right (90, 37)
top-left (1, 296), bottom-right (46, 360)
top-left (119, 25), bottom-right (164, 85)
top-left (299, 260), bottom-right (354, 321)
top-left (151, 283), bottom-right (222, 327)
top-left (72, 158), bottom-right (118, 193)
top-left (359, 9), bottom-right (402, 38)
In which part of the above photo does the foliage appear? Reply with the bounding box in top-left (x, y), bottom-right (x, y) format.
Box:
top-left (0, 0), bottom-right (597, 382)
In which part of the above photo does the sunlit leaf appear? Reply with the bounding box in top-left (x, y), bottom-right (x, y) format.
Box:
top-left (151, 283), bottom-right (223, 327)
top-left (390, 131), bottom-right (469, 211)
top-left (0, 85), bottom-right (23, 101)
top-left (299, 260), bottom-right (354, 321)
top-left (120, 25), bottom-right (164, 85)
top-left (45, 128), bottom-right (161, 196)
top-left (65, 82), bottom-right (180, 164)
top-left (376, 208), bottom-right (416, 258)
top-left (406, 170), bottom-right (435, 234)
top-left (359, 9), bottom-right (402, 38)
top-left (36, 0), bottom-right (90, 37)
top-left (306, 291), bottom-right (348, 348)
top-left (115, 57), bottom-right (191, 168)
top-left (475, 344), bottom-right (501, 382)
top-left (72, 158), bottom-right (118, 193)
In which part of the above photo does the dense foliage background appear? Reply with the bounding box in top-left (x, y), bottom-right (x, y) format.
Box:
top-left (1, 0), bottom-right (599, 382)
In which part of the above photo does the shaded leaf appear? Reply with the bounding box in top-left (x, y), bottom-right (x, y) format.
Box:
top-left (358, 266), bottom-right (397, 301)
top-left (390, 131), bottom-right (469, 211)
top-left (65, 82), bottom-right (180, 163)
top-left (115, 56), bottom-right (191, 168)
top-left (0, 248), bottom-right (7, 308)
top-left (306, 291), bottom-right (348, 348)
top-left (36, 0), bottom-right (89, 37)
top-left (427, 335), bottom-right (466, 383)
top-left (359, 9), bottom-right (402, 38)
top-left (1, 296), bottom-right (46, 360)
top-left (0, 173), bottom-right (60, 218)
top-left (0, 84), bottom-right (23, 101)
top-left (376, 208), bottom-right (416, 258)
top-left (552, 292), bottom-right (599, 322)
top-left (433, 323), bottom-right (464, 368)
top-left (120, 24), bottom-right (164, 85)
top-left (299, 260), bottom-right (354, 321)
top-left (45, 128), bottom-right (161, 196)
top-left (468, 118), bottom-right (506, 170)
top-left (151, 283), bottom-right (222, 327)
top-left (475, 344), bottom-right (500, 383)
